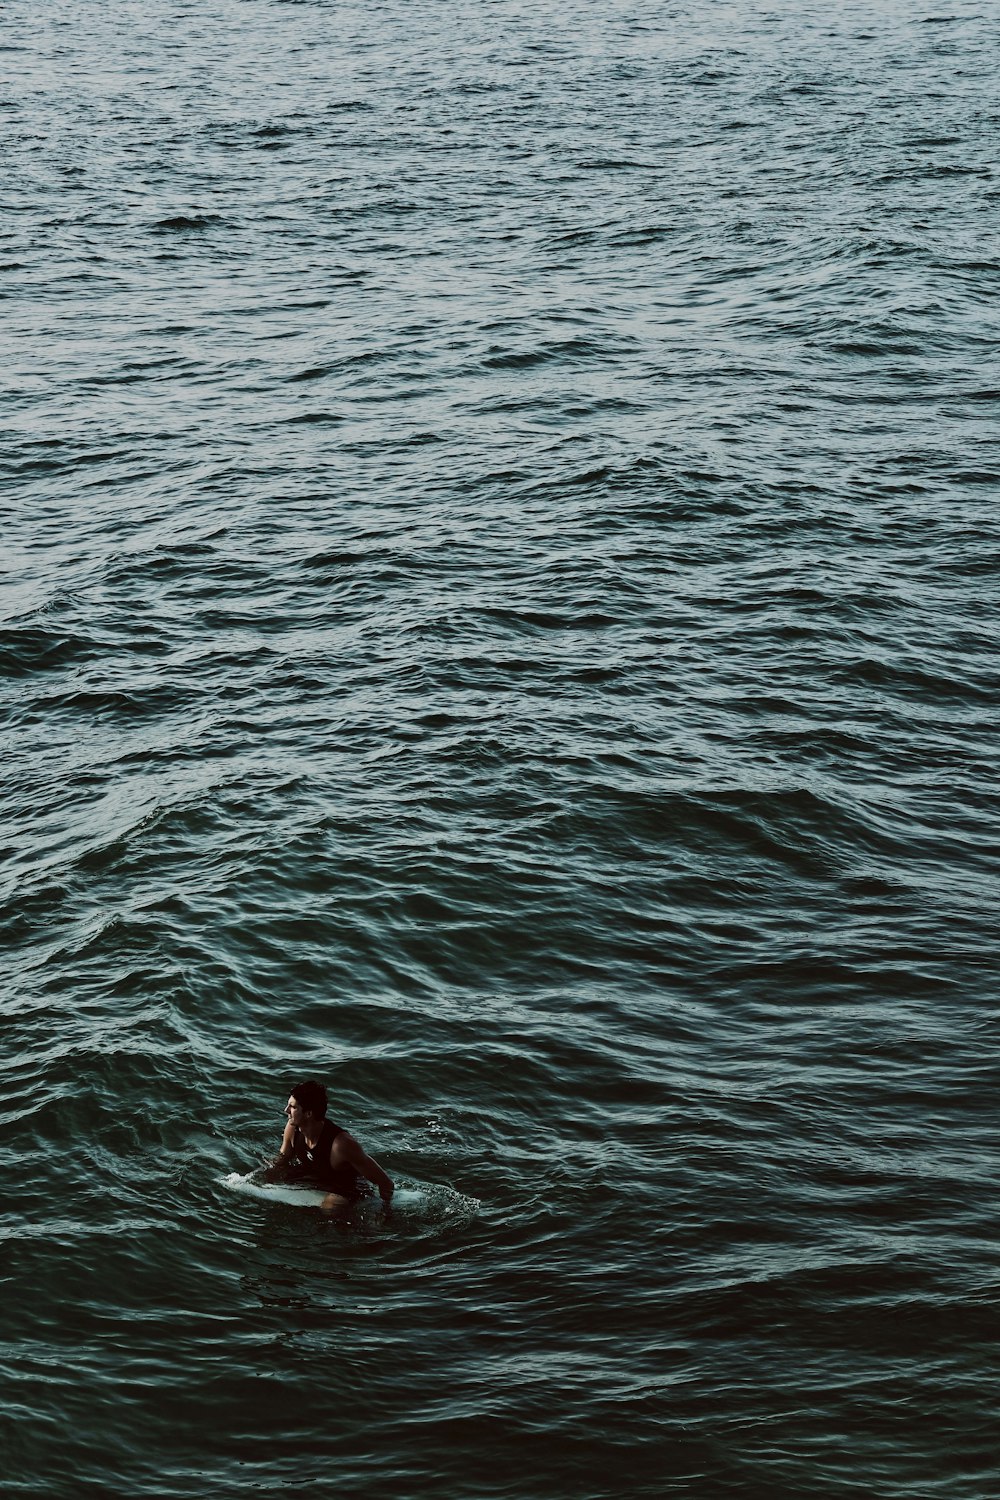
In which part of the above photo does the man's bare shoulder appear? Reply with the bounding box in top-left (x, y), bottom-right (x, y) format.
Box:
top-left (330, 1128), bottom-right (361, 1160)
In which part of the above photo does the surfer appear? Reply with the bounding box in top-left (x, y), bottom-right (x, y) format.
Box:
top-left (264, 1079), bottom-right (394, 1213)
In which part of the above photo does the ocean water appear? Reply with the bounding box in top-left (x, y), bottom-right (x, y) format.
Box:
top-left (2, 0), bottom-right (999, 1494)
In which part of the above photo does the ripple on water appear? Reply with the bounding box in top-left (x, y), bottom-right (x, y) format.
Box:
top-left (3, 0), bottom-right (1000, 1495)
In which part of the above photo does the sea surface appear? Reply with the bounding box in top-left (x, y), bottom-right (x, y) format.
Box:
top-left (2, 0), bottom-right (999, 1495)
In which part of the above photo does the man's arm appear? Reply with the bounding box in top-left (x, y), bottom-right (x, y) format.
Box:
top-left (263, 1120), bottom-right (295, 1181)
top-left (332, 1131), bottom-right (394, 1207)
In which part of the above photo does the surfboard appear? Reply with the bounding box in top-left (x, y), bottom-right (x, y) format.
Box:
top-left (220, 1171), bottom-right (422, 1210)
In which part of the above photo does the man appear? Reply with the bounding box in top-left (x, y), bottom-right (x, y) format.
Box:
top-left (265, 1079), bottom-right (394, 1213)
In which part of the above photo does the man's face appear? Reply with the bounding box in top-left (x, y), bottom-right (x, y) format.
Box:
top-left (285, 1095), bottom-right (304, 1127)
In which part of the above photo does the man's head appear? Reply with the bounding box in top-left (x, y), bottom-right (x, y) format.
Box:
top-left (289, 1079), bottom-right (328, 1120)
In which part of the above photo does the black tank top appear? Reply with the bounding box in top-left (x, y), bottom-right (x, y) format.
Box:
top-left (289, 1119), bottom-right (360, 1198)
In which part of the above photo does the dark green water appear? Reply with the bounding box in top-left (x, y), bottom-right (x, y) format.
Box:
top-left (3, 0), bottom-right (999, 1495)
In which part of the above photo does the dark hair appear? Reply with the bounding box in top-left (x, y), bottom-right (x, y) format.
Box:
top-left (291, 1080), bottom-right (328, 1118)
